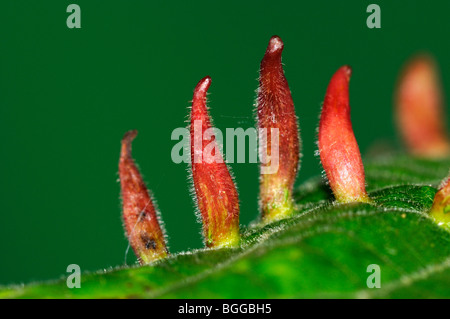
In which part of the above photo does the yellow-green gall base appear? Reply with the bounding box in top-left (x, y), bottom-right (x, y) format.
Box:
top-left (139, 249), bottom-right (169, 265)
top-left (261, 189), bottom-right (295, 224)
top-left (430, 196), bottom-right (450, 230)
top-left (205, 227), bottom-right (241, 249)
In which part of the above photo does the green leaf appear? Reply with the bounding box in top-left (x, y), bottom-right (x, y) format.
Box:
top-left (1, 154), bottom-right (450, 299)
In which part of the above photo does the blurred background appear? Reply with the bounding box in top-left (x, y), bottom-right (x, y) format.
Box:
top-left (1, 0), bottom-right (449, 285)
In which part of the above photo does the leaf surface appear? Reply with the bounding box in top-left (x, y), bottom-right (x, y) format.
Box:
top-left (2, 154), bottom-right (450, 299)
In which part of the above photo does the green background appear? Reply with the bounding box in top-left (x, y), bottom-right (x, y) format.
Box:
top-left (0, 0), bottom-right (449, 285)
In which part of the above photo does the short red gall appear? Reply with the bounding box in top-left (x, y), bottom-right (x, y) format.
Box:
top-left (119, 130), bottom-right (168, 264)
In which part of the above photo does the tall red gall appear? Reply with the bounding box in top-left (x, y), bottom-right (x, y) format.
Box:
top-left (190, 76), bottom-right (240, 248)
top-left (257, 36), bottom-right (300, 223)
top-left (396, 55), bottom-right (450, 158)
top-left (430, 172), bottom-right (450, 229)
top-left (119, 130), bottom-right (168, 264)
top-left (318, 66), bottom-right (370, 204)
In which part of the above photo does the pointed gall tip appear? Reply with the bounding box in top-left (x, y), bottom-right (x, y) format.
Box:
top-left (405, 54), bottom-right (435, 74)
top-left (334, 65), bottom-right (352, 83)
top-left (122, 130), bottom-right (138, 144)
top-left (261, 36), bottom-right (284, 68)
top-left (342, 65), bottom-right (352, 79)
top-left (194, 76), bottom-right (212, 96)
top-left (191, 76), bottom-right (212, 122)
top-left (267, 35), bottom-right (284, 54)
top-left (121, 130), bottom-right (138, 158)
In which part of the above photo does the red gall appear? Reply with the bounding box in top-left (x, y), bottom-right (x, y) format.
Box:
top-left (190, 76), bottom-right (240, 248)
top-left (257, 35), bottom-right (300, 223)
top-left (318, 66), bottom-right (370, 204)
top-left (396, 55), bottom-right (450, 158)
top-left (119, 130), bottom-right (168, 264)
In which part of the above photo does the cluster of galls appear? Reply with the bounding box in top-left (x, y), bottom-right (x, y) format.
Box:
top-left (119, 36), bottom-right (450, 265)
